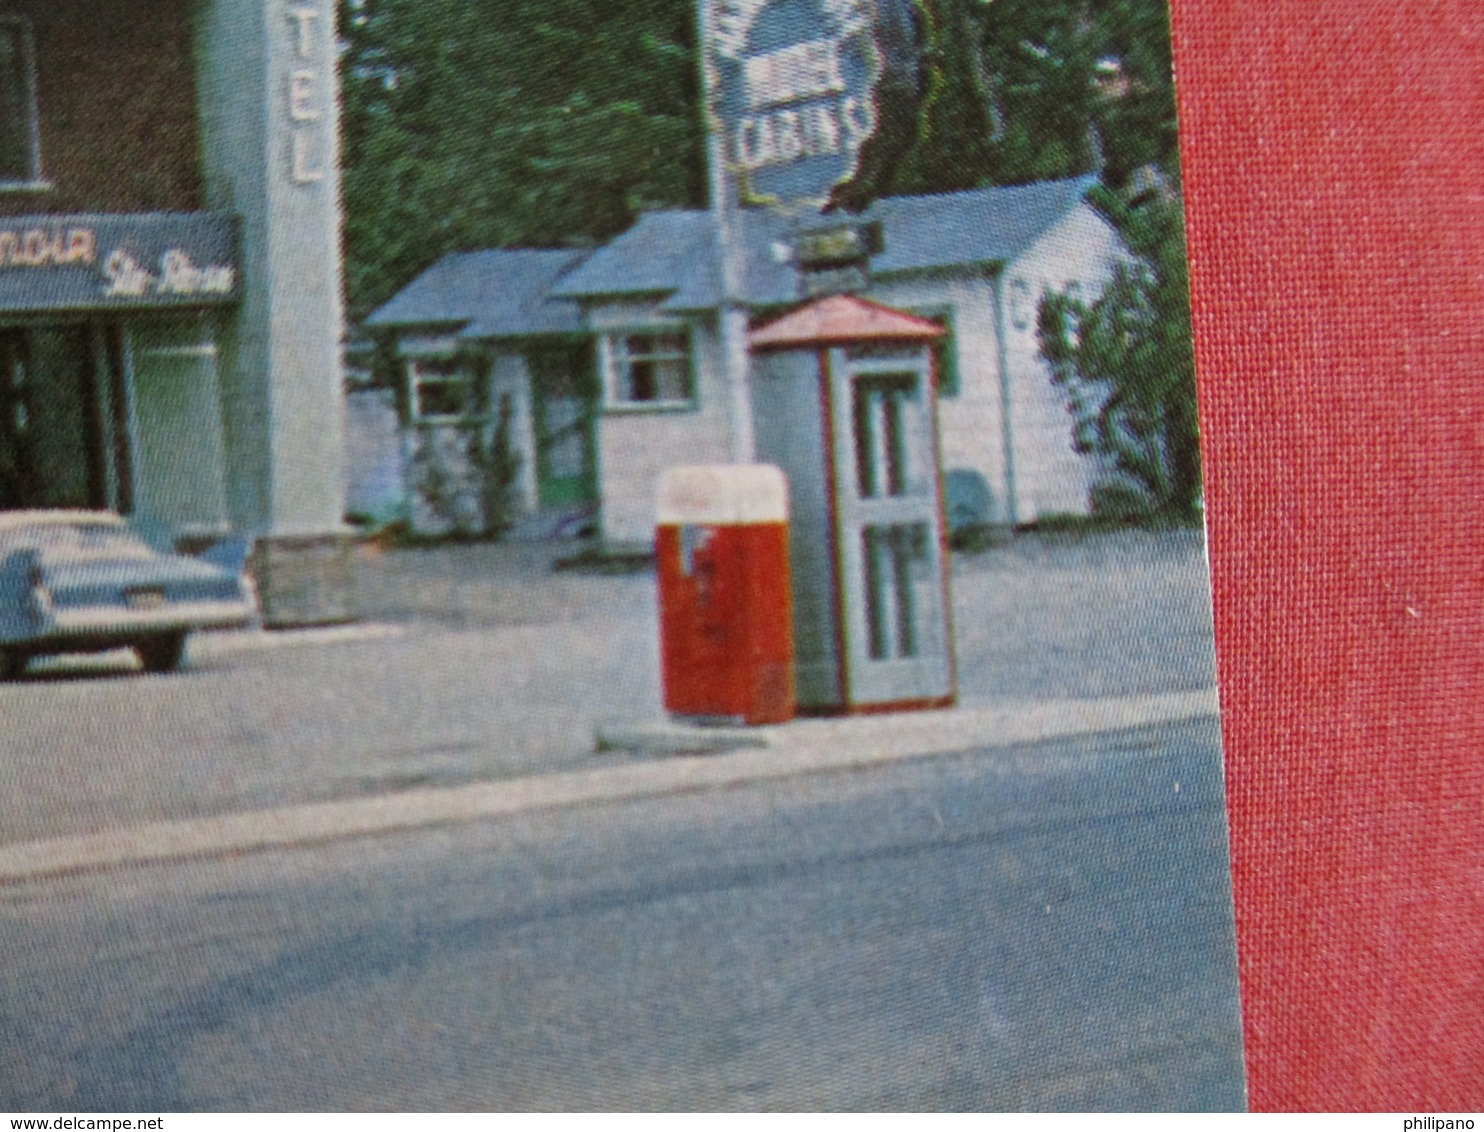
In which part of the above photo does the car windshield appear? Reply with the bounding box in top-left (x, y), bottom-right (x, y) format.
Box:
top-left (0, 522), bottom-right (156, 564)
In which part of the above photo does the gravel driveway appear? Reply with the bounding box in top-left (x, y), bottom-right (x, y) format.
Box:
top-left (0, 527), bottom-right (1217, 845)
top-left (353, 527), bottom-right (1218, 704)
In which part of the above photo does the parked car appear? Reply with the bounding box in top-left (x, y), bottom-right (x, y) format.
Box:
top-left (0, 511), bottom-right (258, 680)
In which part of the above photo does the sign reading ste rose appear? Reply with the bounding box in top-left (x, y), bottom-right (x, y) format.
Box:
top-left (0, 213), bottom-right (240, 313)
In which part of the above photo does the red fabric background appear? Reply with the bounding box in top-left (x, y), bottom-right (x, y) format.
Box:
top-left (1169, 1), bottom-right (1484, 1111)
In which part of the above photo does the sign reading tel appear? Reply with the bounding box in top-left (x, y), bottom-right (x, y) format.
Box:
top-left (710, 0), bottom-right (879, 208)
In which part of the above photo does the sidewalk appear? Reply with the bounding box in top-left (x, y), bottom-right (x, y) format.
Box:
top-left (0, 527), bottom-right (1220, 865)
top-left (0, 688), bottom-right (1219, 883)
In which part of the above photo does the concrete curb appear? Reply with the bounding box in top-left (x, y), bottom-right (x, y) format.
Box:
top-left (0, 688), bottom-right (1219, 885)
top-left (595, 720), bottom-right (778, 753)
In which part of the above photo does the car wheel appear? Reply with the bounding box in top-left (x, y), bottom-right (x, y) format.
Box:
top-left (0, 648), bottom-right (25, 681)
top-left (136, 633), bottom-right (187, 674)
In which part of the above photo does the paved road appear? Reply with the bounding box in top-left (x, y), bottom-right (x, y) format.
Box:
top-left (0, 530), bottom-right (1217, 847)
top-left (0, 718), bottom-right (1245, 1112)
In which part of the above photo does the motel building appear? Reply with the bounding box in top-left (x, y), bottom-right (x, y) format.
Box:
top-left (366, 177), bottom-right (1125, 550)
top-left (0, 0), bottom-right (349, 624)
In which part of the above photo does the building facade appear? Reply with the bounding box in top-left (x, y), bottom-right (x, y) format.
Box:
top-left (0, 0), bottom-right (349, 622)
top-left (367, 177), bottom-right (1124, 548)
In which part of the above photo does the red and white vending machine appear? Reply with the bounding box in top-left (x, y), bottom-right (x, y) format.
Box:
top-left (655, 464), bottom-right (796, 725)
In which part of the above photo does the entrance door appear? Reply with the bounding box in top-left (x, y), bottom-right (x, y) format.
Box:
top-left (0, 324), bottom-right (124, 513)
top-left (528, 343), bottom-right (597, 509)
top-left (127, 319), bottom-right (230, 534)
top-left (830, 350), bottom-right (953, 706)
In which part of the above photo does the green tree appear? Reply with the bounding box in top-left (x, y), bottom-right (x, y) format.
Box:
top-left (889, 0), bottom-right (1181, 196)
top-left (879, 0), bottom-right (1199, 517)
top-left (340, 0), bottom-right (1186, 317)
top-left (339, 0), bottom-right (704, 319)
top-left (1036, 187), bottom-right (1200, 517)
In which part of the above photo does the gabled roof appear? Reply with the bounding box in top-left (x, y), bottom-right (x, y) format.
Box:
top-left (366, 177), bottom-right (1102, 340)
top-left (364, 248), bottom-right (590, 338)
top-left (549, 211), bottom-right (720, 303)
top-left (750, 295), bottom-right (945, 350)
top-left (870, 176), bottom-right (1099, 274)
top-left (552, 175), bottom-right (1099, 311)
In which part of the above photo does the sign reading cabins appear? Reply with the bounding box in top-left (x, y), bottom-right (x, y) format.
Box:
top-left (0, 213), bottom-right (239, 312)
top-left (710, 0), bottom-right (879, 208)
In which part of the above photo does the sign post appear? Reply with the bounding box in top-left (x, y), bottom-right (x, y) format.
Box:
top-left (699, 0), bottom-right (757, 463)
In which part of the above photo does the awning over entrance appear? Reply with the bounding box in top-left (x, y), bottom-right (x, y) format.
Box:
top-left (0, 212), bottom-right (239, 314)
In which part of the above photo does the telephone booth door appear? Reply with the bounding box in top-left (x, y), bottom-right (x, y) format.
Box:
top-left (831, 350), bottom-right (952, 706)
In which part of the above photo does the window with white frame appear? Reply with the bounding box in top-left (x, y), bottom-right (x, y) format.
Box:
top-left (0, 20), bottom-right (40, 187)
top-left (407, 355), bottom-right (476, 422)
top-left (603, 330), bottom-right (694, 409)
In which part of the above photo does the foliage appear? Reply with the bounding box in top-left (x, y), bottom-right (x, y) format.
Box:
top-left (338, 0), bottom-right (704, 319)
top-left (407, 427), bottom-right (472, 536)
top-left (892, 0), bottom-right (1182, 196)
top-left (1036, 188), bottom-right (1201, 516)
top-left (339, 0), bottom-right (1185, 316)
top-left (408, 387), bottom-right (523, 540)
top-left (871, 0), bottom-right (1199, 518)
top-left (474, 392), bottom-right (524, 538)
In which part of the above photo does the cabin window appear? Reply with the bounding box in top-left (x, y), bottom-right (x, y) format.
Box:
top-left (407, 356), bottom-right (477, 422)
top-left (602, 330), bottom-right (694, 410)
top-left (909, 305), bottom-right (959, 398)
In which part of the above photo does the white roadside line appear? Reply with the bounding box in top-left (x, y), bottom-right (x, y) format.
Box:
top-left (0, 688), bottom-right (1219, 885)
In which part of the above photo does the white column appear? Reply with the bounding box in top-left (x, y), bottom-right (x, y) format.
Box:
top-left (194, 0), bottom-right (347, 538)
top-left (699, 0), bottom-right (756, 464)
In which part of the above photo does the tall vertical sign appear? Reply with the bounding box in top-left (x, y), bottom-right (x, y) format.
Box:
top-left (700, 0), bottom-right (883, 461)
top-left (196, 0), bottom-right (352, 623)
top-left (285, 4), bottom-right (328, 184)
top-left (709, 0), bottom-right (879, 211)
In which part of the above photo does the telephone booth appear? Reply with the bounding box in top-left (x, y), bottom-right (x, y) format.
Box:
top-left (749, 295), bottom-right (956, 714)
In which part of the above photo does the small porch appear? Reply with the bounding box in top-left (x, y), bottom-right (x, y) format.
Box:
top-left (362, 247), bottom-right (599, 539)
